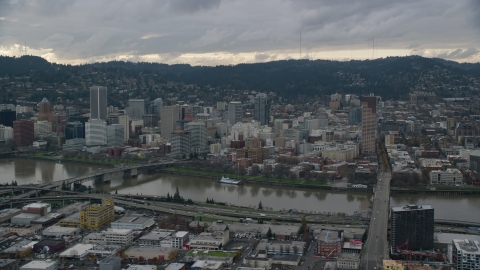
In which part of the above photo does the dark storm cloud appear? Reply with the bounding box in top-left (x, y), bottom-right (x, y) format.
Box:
top-left (0, 0), bottom-right (478, 64)
top-left (168, 0), bottom-right (222, 14)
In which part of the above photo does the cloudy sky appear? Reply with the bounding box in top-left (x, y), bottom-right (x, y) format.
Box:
top-left (0, 0), bottom-right (479, 65)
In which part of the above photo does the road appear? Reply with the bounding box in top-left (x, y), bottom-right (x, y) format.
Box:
top-left (361, 169), bottom-right (391, 270)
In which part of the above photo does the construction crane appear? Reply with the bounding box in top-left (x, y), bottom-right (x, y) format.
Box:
top-left (325, 249), bottom-right (335, 259)
top-left (396, 239), bottom-right (413, 269)
top-left (396, 239), bottom-right (447, 269)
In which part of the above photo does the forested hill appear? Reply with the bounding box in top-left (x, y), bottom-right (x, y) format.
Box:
top-left (1, 55), bottom-right (480, 101)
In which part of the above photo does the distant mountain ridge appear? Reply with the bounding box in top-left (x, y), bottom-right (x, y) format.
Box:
top-left (1, 55), bottom-right (479, 100)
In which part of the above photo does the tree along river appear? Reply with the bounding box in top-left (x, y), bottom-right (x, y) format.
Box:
top-left (2, 158), bottom-right (480, 223)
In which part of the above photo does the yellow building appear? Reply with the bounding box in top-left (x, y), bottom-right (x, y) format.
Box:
top-left (59, 198), bottom-right (114, 230)
top-left (383, 260), bottom-right (404, 270)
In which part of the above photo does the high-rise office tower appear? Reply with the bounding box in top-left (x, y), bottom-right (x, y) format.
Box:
top-left (13, 120), bottom-right (34, 146)
top-left (161, 105), bottom-right (180, 139)
top-left (65, 122), bottom-right (84, 140)
top-left (125, 99), bottom-right (145, 119)
top-left (107, 124), bottom-right (124, 147)
top-left (254, 93), bottom-right (270, 126)
top-left (90, 86), bottom-right (108, 120)
top-left (0, 110), bottom-right (16, 127)
top-left (228, 101), bottom-right (242, 125)
top-left (170, 130), bottom-right (191, 157)
top-left (348, 107), bottom-right (362, 125)
top-left (85, 119), bottom-right (107, 146)
top-left (185, 122), bottom-right (208, 154)
top-left (361, 96), bottom-right (376, 155)
top-left (117, 114), bottom-right (130, 142)
top-left (391, 204), bottom-right (434, 250)
top-left (37, 98), bottom-right (52, 122)
top-left (153, 98), bottom-right (163, 117)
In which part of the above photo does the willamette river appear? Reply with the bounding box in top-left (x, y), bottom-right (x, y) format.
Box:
top-left (2, 159), bottom-right (480, 223)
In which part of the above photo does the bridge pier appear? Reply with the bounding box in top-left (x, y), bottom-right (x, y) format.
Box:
top-left (124, 168), bottom-right (138, 177)
top-left (103, 173), bottom-right (111, 183)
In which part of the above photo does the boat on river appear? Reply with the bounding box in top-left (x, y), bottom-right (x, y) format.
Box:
top-left (218, 176), bottom-right (244, 185)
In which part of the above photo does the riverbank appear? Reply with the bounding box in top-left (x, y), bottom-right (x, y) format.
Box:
top-left (15, 154), bottom-right (136, 168)
top-left (160, 167), bottom-right (347, 190)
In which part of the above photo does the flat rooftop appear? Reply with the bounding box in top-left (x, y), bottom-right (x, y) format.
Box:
top-left (453, 239), bottom-right (480, 255)
top-left (140, 231), bottom-right (171, 241)
top-left (391, 204), bottom-right (433, 212)
top-left (0, 209), bottom-right (21, 218)
top-left (12, 213), bottom-right (40, 219)
top-left (34, 239), bottom-right (64, 246)
top-left (23, 203), bottom-right (50, 208)
top-left (435, 233), bottom-right (480, 244)
top-left (20, 260), bottom-right (57, 269)
top-left (113, 216), bottom-right (153, 224)
top-left (318, 230), bottom-right (342, 243)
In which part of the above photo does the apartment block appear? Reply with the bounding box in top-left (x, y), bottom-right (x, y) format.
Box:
top-left (390, 204), bottom-right (434, 251)
top-left (452, 239), bottom-right (480, 270)
top-left (429, 169), bottom-right (462, 185)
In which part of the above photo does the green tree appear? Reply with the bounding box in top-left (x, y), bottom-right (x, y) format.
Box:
top-left (267, 227), bottom-right (273, 239)
top-left (258, 201), bottom-right (263, 210)
top-left (115, 189), bottom-right (118, 194)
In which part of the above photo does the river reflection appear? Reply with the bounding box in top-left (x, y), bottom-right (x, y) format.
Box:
top-left (94, 172), bottom-right (372, 214)
top-left (0, 158), bottom-right (105, 185)
top-left (3, 159), bottom-right (480, 222)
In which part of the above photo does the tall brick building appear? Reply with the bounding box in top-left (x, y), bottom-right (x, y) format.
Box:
top-left (361, 96), bottom-right (377, 155)
top-left (13, 120), bottom-right (34, 146)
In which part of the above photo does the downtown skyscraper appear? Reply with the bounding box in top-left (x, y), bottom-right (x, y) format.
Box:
top-left (90, 86), bottom-right (107, 120)
top-left (361, 95), bottom-right (377, 155)
top-left (254, 93), bottom-right (270, 126)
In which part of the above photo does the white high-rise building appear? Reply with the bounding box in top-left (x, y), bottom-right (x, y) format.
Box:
top-left (0, 125), bottom-right (13, 142)
top-left (90, 86), bottom-right (108, 120)
top-left (34, 121), bottom-right (52, 136)
top-left (453, 239), bottom-right (480, 270)
top-left (85, 119), bottom-right (107, 146)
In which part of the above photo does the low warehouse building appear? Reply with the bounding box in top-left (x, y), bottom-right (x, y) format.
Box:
top-left (19, 260), bottom-right (57, 270)
top-left (124, 246), bottom-right (177, 261)
top-left (11, 214), bottom-right (40, 225)
top-left (99, 256), bottom-right (121, 270)
top-left (33, 239), bottom-right (66, 254)
top-left (42, 226), bottom-right (80, 237)
top-left (0, 259), bottom-right (18, 270)
top-left (0, 209), bottom-right (22, 224)
top-left (59, 244), bottom-right (94, 260)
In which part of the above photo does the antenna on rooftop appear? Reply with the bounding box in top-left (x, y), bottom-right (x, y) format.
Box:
top-left (372, 38), bottom-right (374, 60)
top-left (300, 32), bottom-right (302, 59)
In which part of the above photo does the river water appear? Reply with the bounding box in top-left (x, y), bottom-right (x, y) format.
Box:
top-left (2, 159), bottom-right (480, 223)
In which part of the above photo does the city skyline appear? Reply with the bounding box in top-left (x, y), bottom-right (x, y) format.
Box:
top-left (0, 0), bottom-right (479, 65)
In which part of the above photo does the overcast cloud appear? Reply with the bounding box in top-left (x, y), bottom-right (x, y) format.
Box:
top-left (0, 0), bottom-right (479, 65)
